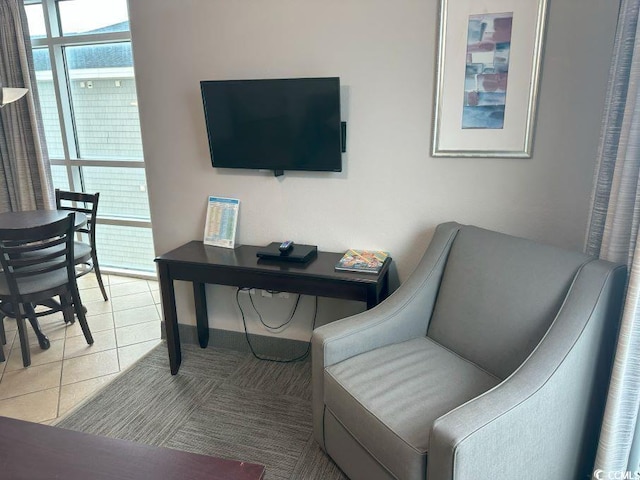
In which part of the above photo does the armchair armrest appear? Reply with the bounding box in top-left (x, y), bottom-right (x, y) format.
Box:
top-left (427, 260), bottom-right (626, 479)
top-left (312, 222), bottom-right (461, 449)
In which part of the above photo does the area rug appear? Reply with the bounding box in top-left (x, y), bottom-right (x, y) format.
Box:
top-left (56, 343), bottom-right (347, 480)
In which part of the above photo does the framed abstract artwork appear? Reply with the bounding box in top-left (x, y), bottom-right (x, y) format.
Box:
top-left (431, 0), bottom-right (548, 157)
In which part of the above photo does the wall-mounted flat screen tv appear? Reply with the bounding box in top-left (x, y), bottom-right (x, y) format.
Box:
top-left (200, 77), bottom-right (342, 175)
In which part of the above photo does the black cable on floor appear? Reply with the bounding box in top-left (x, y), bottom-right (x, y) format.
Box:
top-left (235, 287), bottom-right (318, 363)
top-left (246, 289), bottom-right (302, 331)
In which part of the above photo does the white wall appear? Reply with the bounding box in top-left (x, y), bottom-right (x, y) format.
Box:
top-left (128, 0), bottom-right (618, 339)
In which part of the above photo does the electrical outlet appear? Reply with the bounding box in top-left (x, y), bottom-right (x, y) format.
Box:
top-left (261, 290), bottom-right (272, 298)
top-left (250, 288), bottom-right (256, 295)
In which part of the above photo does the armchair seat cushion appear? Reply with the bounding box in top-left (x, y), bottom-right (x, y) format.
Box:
top-left (324, 337), bottom-right (501, 479)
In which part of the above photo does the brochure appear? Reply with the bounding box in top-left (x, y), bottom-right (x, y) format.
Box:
top-left (203, 196), bottom-right (239, 248)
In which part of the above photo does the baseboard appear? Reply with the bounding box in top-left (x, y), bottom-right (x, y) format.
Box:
top-left (161, 321), bottom-right (311, 359)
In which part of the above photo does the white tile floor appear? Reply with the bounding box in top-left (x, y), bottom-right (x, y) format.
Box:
top-left (0, 273), bottom-right (162, 425)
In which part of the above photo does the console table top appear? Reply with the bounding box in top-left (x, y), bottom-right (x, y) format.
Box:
top-left (155, 241), bottom-right (391, 284)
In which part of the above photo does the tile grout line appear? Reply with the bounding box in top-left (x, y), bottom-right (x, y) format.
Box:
top-left (107, 275), bottom-right (121, 372)
top-left (58, 275), bottom-right (110, 420)
top-left (57, 321), bottom-right (67, 419)
top-left (0, 273), bottom-right (163, 424)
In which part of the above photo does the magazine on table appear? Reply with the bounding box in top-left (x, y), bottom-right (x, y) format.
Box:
top-left (335, 249), bottom-right (389, 273)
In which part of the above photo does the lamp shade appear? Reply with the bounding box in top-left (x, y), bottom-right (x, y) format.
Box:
top-left (0, 87), bottom-right (28, 107)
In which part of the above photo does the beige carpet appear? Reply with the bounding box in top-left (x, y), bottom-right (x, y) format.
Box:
top-left (56, 342), bottom-right (347, 480)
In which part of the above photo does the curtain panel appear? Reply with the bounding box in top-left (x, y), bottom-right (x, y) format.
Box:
top-left (0, 0), bottom-right (52, 213)
top-left (587, 0), bottom-right (640, 476)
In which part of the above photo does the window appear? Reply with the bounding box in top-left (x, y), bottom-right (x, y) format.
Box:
top-left (24, 0), bottom-right (155, 273)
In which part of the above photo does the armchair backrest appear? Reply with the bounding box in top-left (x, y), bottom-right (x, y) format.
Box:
top-left (427, 225), bottom-right (591, 379)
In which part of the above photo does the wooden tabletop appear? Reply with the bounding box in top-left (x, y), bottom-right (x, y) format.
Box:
top-left (156, 241), bottom-right (391, 285)
top-left (0, 416), bottom-right (266, 480)
top-left (0, 210), bottom-right (86, 230)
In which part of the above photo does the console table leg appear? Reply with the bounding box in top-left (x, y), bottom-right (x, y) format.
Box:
top-left (193, 282), bottom-right (209, 348)
top-left (158, 263), bottom-right (181, 375)
top-left (366, 271), bottom-right (390, 309)
top-left (366, 296), bottom-right (377, 310)
top-left (380, 272), bottom-right (390, 302)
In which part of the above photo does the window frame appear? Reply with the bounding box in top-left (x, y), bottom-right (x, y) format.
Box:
top-left (25, 0), bottom-right (153, 256)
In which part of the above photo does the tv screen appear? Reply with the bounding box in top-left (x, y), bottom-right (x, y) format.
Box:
top-left (200, 77), bottom-right (342, 174)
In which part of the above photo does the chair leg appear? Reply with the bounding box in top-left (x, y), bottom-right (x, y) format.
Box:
top-left (15, 311), bottom-right (31, 367)
top-left (71, 287), bottom-right (93, 345)
top-left (60, 293), bottom-right (75, 324)
top-left (24, 304), bottom-right (50, 350)
top-left (0, 313), bottom-right (6, 346)
top-left (92, 252), bottom-right (109, 301)
top-left (0, 316), bottom-right (5, 363)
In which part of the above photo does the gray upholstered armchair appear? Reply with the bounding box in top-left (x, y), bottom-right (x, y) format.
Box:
top-left (312, 222), bottom-right (626, 480)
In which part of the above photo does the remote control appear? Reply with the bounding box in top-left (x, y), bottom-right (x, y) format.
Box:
top-left (279, 240), bottom-right (294, 252)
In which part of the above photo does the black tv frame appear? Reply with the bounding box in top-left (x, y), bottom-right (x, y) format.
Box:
top-left (201, 77), bottom-right (344, 177)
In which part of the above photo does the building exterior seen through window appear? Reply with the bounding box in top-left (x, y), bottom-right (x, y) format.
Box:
top-left (24, 0), bottom-right (154, 273)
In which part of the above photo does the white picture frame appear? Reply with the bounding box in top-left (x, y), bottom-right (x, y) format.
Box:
top-left (432, 0), bottom-right (548, 157)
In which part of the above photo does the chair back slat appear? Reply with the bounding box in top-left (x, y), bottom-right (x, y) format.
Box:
top-left (55, 189), bottom-right (100, 245)
top-left (58, 205), bottom-right (93, 215)
top-left (4, 235), bottom-right (68, 275)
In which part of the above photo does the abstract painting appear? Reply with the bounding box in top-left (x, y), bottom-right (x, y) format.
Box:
top-left (432, 0), bottom-right (548, 157)
top-left (462, 12), bottom-right (513, 129)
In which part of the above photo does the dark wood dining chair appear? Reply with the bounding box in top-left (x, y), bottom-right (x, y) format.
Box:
top-left (0, 213), bottom-right (94, 367)
top-left (55, 189), bottom-right (108, 301)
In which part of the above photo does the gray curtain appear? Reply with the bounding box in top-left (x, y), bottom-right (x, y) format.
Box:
top-left (586, 0), bottom-right (640, 476)
top-left (0, 0), bottom-right (53, 213)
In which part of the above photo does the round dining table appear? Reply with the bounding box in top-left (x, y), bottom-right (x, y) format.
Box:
top-left (0, 209), bottom-right (86, 231)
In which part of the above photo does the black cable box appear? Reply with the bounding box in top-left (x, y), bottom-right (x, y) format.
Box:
top-left (256, 242), bottom-right (318, 263)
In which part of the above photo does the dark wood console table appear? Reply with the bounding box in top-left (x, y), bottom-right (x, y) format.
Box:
top-left (155, 241), bottom-right (391, 374)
